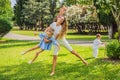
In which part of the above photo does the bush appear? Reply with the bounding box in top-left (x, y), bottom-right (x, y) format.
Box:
top-left (114, 32), bottom-right (118, 39)
top-left (106, 40), bottom-right (120, 59)
top-left (0, 18), bottom-right (12, 38)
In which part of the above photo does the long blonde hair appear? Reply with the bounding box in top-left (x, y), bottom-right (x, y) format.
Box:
top-left (58, 17), bottom-right (68, 39)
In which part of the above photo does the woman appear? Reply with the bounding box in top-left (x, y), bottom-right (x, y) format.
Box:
top-left (45, 16), bottom-right (88, 76)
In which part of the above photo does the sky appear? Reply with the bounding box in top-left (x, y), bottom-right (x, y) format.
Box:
top-left (10, 0), bottom-right (16, 8)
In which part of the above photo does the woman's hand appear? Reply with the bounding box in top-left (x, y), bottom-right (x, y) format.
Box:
top-left (44, 38), bottom-right (51, 43)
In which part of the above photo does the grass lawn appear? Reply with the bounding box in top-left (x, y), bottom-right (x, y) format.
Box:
top-left (0, 39), bottom-right (120, 80)
top-left (11, 27), bottom-right (109, 41)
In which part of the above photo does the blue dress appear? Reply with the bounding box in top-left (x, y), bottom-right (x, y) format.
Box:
top-left (39, 33), bottom-right (58, 50)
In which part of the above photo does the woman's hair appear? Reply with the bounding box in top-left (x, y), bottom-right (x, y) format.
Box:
top-left (58, 17), bottom-right (68, 39)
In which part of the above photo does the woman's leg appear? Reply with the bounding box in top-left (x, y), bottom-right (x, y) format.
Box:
top-left (29, 49), bottom-right (44, 64)
top-left (50, 45), bottom-right (59, 76)
top-left (71, 50), bottom-right (88, 65)
top-left (61, 39), bottom-right (88, 65)
top-left (50, 55), bottom-right (57, 76)
top-left (22, 45), bottom-right (39, 55)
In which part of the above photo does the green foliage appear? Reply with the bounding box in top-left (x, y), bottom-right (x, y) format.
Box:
top-left (0, 18), bottom-right (12, 37)
top-left (13, 0), bottom-right (26, 28)
top-left (114, 32), bottom-right (118, 39)
top-left (0, 0), bottom-right (13, 20)
top-left (94, 0), bottom-right (115, 26)
top-left (14, 0), bottom-right (57, 30)
top-left (106, 40), bottom-right (120, 59)
top-left (66, 5), bottom-right (98, 25)
top-left (63, 0), bottom-right (93, 6)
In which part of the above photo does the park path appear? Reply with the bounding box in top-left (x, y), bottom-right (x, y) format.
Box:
top-left (3, 32), bottom-right (93, 46)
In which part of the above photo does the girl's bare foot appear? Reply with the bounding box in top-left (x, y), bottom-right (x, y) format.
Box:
top-left (21, 52), bottom-right (26, 55)
top-left (50, 72), bottom-right (55, 76)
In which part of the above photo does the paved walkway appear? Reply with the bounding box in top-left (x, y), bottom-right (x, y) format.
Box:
top-left (4, 32), bottom-right (93, 46)
top-left (4, 32), bottom-right (40, 40)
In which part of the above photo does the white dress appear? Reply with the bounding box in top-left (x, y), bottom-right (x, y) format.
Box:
top-left (92, 38), bottom-right (103, 58)
top-left (50, 22), bottom-right (73, 55)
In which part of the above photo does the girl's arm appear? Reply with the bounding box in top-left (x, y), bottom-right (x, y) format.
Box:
top-left (44, 38), bottom-right (52, 43)
top-left (39, 33), bottom-right (51, 43)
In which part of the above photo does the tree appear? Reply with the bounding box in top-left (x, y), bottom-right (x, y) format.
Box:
top-left (0, 19), bottom-right (12, 37)
top-left (14, 0), bottom-right (28, 30)
top-left (49, 0), bottom-right (57, 22)
top-left (14, 0), bottom-right (54, 30)
top-left (0, 0), bottom-right (13, 38)
top-left (0, 0), bottom-right (13, 19)
top-left (110, 0), bottom-right (120, 41)
top-left (93, 0), bottom-right (120, 40)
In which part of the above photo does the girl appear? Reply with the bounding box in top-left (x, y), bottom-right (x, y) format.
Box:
top-left (21, 27), bottom-right (60, 64)
top-left (93, 33), bottom-right (105, 58)
top-left (45, 16), bottom-right (88, 76)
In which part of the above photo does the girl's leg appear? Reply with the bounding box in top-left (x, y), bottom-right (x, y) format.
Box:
top-left (71, 50), bottom-right (88, 65)
top-left (50, 55), bottom-right (57, 76)
top-left (22, 45), bottom-right (39, 55)
top-left (28, 49), bottom-right (44, 64)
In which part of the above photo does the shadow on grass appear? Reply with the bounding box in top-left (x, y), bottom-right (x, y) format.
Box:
top-left (0, 40), bottom-right (38, 49)
top-left (85, 57), bottom-right (94, 60)
top-left (0, 58), bottom-right (120, 80)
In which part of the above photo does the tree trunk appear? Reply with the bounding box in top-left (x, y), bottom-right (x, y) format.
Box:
top-left (19, 26), bottom-right (23, 30)
top-left (108, 25), bottom-right (112, 39)
top-left (116, 20), bottom-right (120, 42)
top-left (108, 22), bottom-right (117, 39)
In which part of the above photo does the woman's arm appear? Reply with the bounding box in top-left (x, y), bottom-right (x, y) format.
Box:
top-left (55, 34), bottom-right (59, 40)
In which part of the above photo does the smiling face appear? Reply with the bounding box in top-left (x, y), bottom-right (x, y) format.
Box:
top-left (46, 27), bottom-right (54, 37)
top-left (57, 16), bottom-right (65, 24)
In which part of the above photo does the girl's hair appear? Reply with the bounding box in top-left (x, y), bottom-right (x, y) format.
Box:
top-left (47, 27), bottom-right (54, 35)
top-left (58, 17), bottom-right (68, 39)
top-left (96, 33), bottom-right (101, 38)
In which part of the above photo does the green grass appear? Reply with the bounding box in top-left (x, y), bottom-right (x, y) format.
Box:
top-left (0, 39), bottom-right (120, 80)
top-left (11, 27), bottom-right (109, 41)
top-left (11, 27), bottom-right (43, 36)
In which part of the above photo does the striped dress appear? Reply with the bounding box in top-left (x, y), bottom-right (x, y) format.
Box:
top-left (39, 33), bottom-right (58, 50)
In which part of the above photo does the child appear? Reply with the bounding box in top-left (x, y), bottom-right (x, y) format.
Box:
top-left (92, 33), bottom-right (105, 58)
top-left (21, 27), bottom-right (60, 64)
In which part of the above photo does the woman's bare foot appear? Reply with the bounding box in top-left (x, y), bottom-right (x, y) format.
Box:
top-left (50, 72), bottom-right (55, 76)
top-left (83, 61), bottom-right (88, 65)
top-left (28, 60), bottom-right (32, 64)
